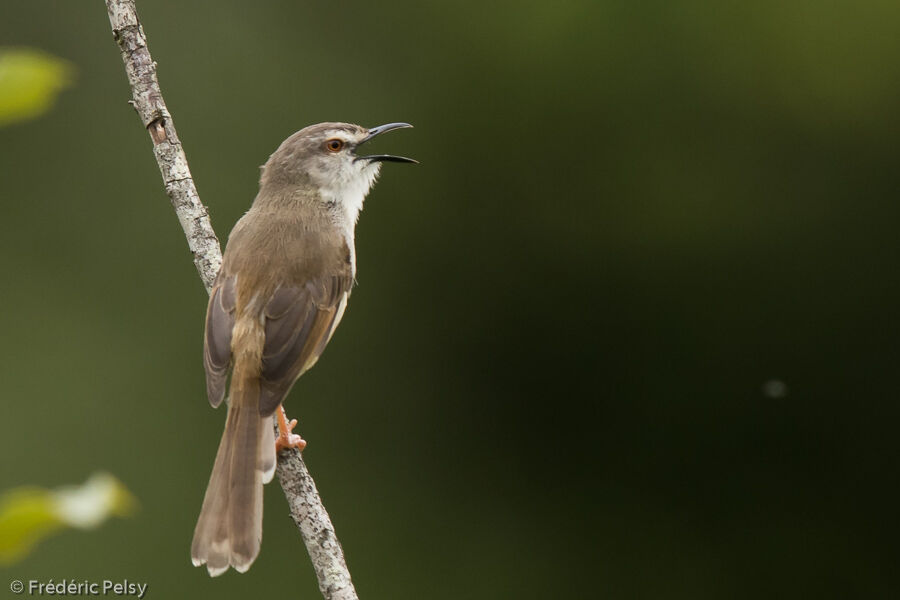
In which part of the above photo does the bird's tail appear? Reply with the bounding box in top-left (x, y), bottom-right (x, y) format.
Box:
top-left (191, 376), bottom-right (276, 576)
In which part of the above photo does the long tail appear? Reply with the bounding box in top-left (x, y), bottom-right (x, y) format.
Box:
top-left (191, 376), bottom-right (276, 576)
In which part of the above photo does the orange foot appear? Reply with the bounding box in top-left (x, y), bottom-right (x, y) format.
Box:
top-left (276, 405), bottom-right (307, 453)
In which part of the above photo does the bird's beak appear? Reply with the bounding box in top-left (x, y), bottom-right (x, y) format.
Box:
top-left (356, 122), bottom-right (417, 164)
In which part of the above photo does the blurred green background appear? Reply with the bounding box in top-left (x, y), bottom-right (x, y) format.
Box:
top-left (2, 0), bottom-right (900, 598)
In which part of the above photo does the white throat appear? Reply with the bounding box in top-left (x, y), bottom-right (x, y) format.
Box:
top-left (320, 162), bottom-right (381, 229)
top-left (318, 162), bottom-right (381, 276)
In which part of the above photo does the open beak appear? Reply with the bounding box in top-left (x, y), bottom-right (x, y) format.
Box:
top-left (356, 122), bottom-right (417, 164)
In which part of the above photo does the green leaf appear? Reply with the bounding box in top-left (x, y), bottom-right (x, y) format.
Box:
top-left (0, 48), bottom-right (74, 127)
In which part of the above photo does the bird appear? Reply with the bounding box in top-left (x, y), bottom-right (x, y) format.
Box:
top-left (190, 122), bottom-right (415, 576)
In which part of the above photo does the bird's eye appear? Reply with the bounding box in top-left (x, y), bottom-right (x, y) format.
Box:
top-left (325, 138), bottom-right (344, 153)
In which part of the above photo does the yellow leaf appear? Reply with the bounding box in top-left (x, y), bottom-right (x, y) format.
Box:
top-left (0, 488), bottom-right (62, 564)
top-left (0, 473), bottom-right (136, 565)
top-left (0, 48), bottom-right (74, 127)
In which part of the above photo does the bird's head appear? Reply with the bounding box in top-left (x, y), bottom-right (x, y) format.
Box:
top-left (260, 122), bottom-right (415, 221)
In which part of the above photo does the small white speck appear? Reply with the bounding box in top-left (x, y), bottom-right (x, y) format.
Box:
top-left (761, 379), bottom-right (788, 398)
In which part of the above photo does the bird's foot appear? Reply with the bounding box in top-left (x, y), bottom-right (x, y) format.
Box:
top-left (276, 405), bottom-right (307, 453)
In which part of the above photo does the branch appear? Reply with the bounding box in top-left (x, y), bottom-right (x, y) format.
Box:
top-left (105, 2), bottom-right (359, 598)
top-left (275, 451), bottom-right (357, 600)
top-left (105, 0), bottom-right (220, 290)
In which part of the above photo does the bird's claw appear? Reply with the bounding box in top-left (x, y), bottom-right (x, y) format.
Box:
top-left (276, 408), bottom-right (307, 453)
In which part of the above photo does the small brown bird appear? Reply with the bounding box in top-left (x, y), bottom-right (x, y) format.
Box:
top-left (191, 122), bottom-right (414, 576)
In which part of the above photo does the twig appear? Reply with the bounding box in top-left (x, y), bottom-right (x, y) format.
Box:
top-left (276, 450), bottom-right (357, 600)
top-left (105, 2), bottom-right (359, 598)
top-left (105, 0), bottom-right (220, 290)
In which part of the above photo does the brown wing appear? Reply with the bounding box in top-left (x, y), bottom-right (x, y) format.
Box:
top-left (258, 274), bottom-right (352, 416)
top-left (203, 275), bottom-right (237, 408)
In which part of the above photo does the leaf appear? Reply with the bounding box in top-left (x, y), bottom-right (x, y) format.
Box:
top-left (0, 473), bottom-right (136, 565)
top-left (0, 48), bottom-right (74, 127)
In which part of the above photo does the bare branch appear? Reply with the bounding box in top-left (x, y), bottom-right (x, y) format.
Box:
top-left (276, 448), bottom-right (358, 600)
top-left (106, 0), bottom-right (220, 289)
top-left (104, 2), bottom-right (359, 597)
